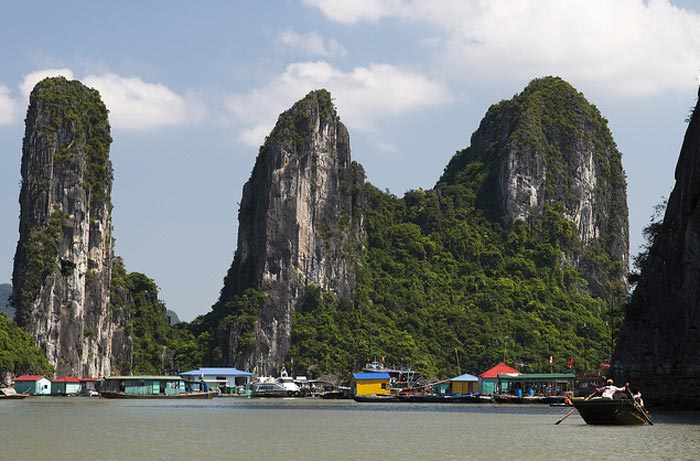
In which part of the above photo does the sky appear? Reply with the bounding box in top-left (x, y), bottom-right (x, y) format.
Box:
top-left (1, 1), bottom-right (699, 321)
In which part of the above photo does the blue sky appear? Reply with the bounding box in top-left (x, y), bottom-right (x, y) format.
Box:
top-left (1, 1), bottom-right (699, 321)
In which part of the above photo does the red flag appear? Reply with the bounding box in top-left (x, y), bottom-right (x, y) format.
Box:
top-left (548, 355), bottom-right (553, 365)
top-left (569, 358), bottom-right (574, 368)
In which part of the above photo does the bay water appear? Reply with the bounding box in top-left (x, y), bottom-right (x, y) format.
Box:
top-left (1, 397), bottom-right (698, 460)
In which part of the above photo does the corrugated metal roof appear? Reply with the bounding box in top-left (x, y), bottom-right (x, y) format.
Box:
top-left (180, 367), bottom-right (254, 377)
top-left (498, 373), bottom-right (575, 379)
top-left (479, 362), bottom-right (521, 378)
top-left (14, 375), bottom-right (46, 381)
top-left (451, 373), bottom-right (479, 382)
top-left (53, 376), bottom-right (81, 383)
top-left (353, 372), bottom-right (391, 380)
top-left (103, 375), bottom-right (183, 381)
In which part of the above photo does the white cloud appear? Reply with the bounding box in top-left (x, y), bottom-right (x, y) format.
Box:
top-left (302, 0), bottom-right (406, 24)
top-left (0, 84), bottom-right (19, 124)
top-left (20, 68), bottom-right (75, 99)
top-left (278, 30), bottom-right (347, 57)
top-left (305, 0), bottom-right (700, 96)
top-left (16, 69), bottom-right (202, 131)
top-left (83, 74), bottom-right (203, 130)
top-left (225, 61), bottom-right (451, 147)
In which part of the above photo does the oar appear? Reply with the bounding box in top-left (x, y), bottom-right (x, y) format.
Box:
top-left (555, 392), bottom-right (594, 425)
top-left (626, 387), bottom-right (654, 426)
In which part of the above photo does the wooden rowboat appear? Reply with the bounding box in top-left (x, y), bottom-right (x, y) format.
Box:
top-left (572, 398), bottom-right (650, 425)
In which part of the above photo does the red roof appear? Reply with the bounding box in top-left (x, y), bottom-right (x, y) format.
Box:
top-left (479, 362), bottom-right (521, 379)
top-left (53, 376), bottom-right (81, 383)
top-left (79, 377), bottom-right (101, 382)
top-left (15, 375), bottom-right (46, 381)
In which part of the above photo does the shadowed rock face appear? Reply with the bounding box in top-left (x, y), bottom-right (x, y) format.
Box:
top-left (439, 77), bottom-right (629, 300)
top-left (613, 87), bottom-right (700, 408)
top-left (12, 77), bottom-right (128, 377)
top-left (218, 89), bottom-right (365, 374)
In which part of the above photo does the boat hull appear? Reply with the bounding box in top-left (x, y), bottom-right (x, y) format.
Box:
top-left (572, 398), bottom-right (648, 425)
top-left (99, 391), bottom-right (216, 399)
top-left (353, 394), bottom-right (400, 402)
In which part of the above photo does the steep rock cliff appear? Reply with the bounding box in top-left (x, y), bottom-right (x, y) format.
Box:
top-left (438, 77), bottom-right (629, 299)
top-left (613, 87), bottom-right (700, 408)
top-left (216, 89), bottom-right (365, 374)
top-left (11, 77), bottom-right (129, 377)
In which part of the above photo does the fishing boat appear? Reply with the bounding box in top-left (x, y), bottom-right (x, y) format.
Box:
top-left (572, 398), bottom-right (651, 425)
top-left (99, 376), bottom-right (216, 399)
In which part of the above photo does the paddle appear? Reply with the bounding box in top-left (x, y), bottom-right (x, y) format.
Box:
top-left (626, 386), bottom-right (654, 426)
top-left (555, 392), bottom-right (594, 425)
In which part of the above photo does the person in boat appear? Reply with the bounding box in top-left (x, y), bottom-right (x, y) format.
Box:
top-left (595, 379), bottom-right (627, 399)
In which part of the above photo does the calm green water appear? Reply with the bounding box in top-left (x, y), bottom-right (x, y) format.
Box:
top-left (1, 397), bottom-right (698, 460)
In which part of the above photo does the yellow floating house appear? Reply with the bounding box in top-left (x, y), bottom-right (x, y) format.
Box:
top-left (351, 372), bottom-right (391, 396)
top-left (450, 373), bottom-right (479, 395)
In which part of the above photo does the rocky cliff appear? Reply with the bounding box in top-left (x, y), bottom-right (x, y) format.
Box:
top-left (216, 89), bottom-right (365, 374)
top-left (11, 77), bottom-right (129, 377)
top-left (613, 87), bottom-right (700, 408)
top-left (438, 77), bottom-right (629, 299)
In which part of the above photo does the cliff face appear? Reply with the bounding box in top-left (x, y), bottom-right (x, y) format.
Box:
top-left (11, 77), bottom-right (129, 377)
top-left (613, 87), bottom-right (700, 408)
top-left (439, 77), bottom-right (629, 299)
top-left (218, 89), bottom-right (365, 374)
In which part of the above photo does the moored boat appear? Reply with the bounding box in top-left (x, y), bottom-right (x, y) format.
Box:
top-left (0, 387), bottom-right (29, 400)
top-left (250, 381), bottom-right (300, 397)
top-left (572, 398), bottom-right (650, 425)
top-left (352, 394), bottom-right (400, 402)
top-left (251, 369), bottom-right (302, 397)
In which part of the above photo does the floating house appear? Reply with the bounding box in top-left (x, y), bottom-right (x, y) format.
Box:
top-left (52, 376), bottom-right (82, 395)
top-left (14, 375), bottom-right (51, 395)
top-left (180, 367), bottom-right (254, 395)
top-left (351, 372), bottom-right (391, 396)
top-left (496, 373), bottom-right (575, 396)
top-left (479, 363), bottom-right (520, 395)
top-left (450, 373), bottom-right (480, 395)
top-left (80, 377), bottom-right (100, 394)
top-left (101, 376), bottom-right (187, 397)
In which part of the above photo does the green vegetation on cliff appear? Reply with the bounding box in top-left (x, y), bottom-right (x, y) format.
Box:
top-left (0, 313), bottom-right (54, 376)
top-left (289, 184), bottom-right (610, 378)
top-left (31, 77), bottom-right (113, 207)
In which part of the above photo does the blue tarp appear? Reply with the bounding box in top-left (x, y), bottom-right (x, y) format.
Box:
top-left (451, 373), bottom-right (479, 382)
top-left (180, 367), bottom-right (254, 377)
top-left (353, 372), bottom-right (391, 380)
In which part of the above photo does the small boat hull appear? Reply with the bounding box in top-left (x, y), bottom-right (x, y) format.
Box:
top-left (572, 398), bottom-right (649, 425)
top-left (353, 394), bottom-right (400, 402)
top-left (397, 394), bottom-right (493, 403)
top-left (0, 394), bottom-right (29, 400)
